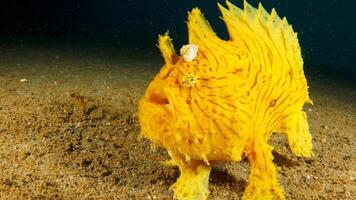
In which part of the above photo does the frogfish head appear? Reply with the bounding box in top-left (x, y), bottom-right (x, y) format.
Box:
top-left (138, 8), bottom-right (251, 163)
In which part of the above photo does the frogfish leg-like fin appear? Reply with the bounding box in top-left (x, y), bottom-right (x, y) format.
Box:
top-left (244, 140), bottom-right (284, 200)
top-left (282, 111), bottom-right (314, 157)
top-left (167, 152), bottom-right (212, 200)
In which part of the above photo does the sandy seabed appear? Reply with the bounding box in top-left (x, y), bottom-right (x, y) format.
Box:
top-left (0, 45), bottom-right (355, 199)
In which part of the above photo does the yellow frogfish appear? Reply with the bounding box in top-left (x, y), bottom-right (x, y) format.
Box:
top-left (138, 1), bottom-right (314, 199)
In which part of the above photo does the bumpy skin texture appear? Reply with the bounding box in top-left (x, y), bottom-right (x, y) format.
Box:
top-left (138, 1), bottom-right (313, 200)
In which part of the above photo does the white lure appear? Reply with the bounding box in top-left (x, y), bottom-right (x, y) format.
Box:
top-left (180, 44), bottom-right (198, 62)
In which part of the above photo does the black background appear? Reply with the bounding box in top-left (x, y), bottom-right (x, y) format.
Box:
top-left (0, 0), bottom-right (355, 74)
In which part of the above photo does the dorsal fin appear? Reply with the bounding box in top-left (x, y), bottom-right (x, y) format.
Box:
top-left (187, 8), bottom-right (229, 66)
top-left (218, 0), bottom-right (303, 76)
top-left (188, 8), bottom-right (217, 45)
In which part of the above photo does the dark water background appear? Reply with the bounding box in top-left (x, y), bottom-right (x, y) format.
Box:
top-left (0, 0), bottom-right (355, 75)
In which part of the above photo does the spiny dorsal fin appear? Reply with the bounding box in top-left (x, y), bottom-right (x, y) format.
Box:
top-left (187, 8), bottom-right (230, 66)
top-left (188, 8), bottom-right (218, 45)
top-left (218, 0), bottom-right (303, 76)
top-left (219, 0), bottom-right (299, 44)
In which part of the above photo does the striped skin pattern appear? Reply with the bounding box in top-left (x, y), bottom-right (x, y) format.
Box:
top-left (138, 1), bottom-right (313, 199)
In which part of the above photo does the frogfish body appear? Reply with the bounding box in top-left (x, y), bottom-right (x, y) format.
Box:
top-left (138, 1), bottom-right (313, 199)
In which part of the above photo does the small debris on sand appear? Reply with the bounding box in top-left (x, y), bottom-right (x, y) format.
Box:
top-left (19, 78), bottom-right (28, 82)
